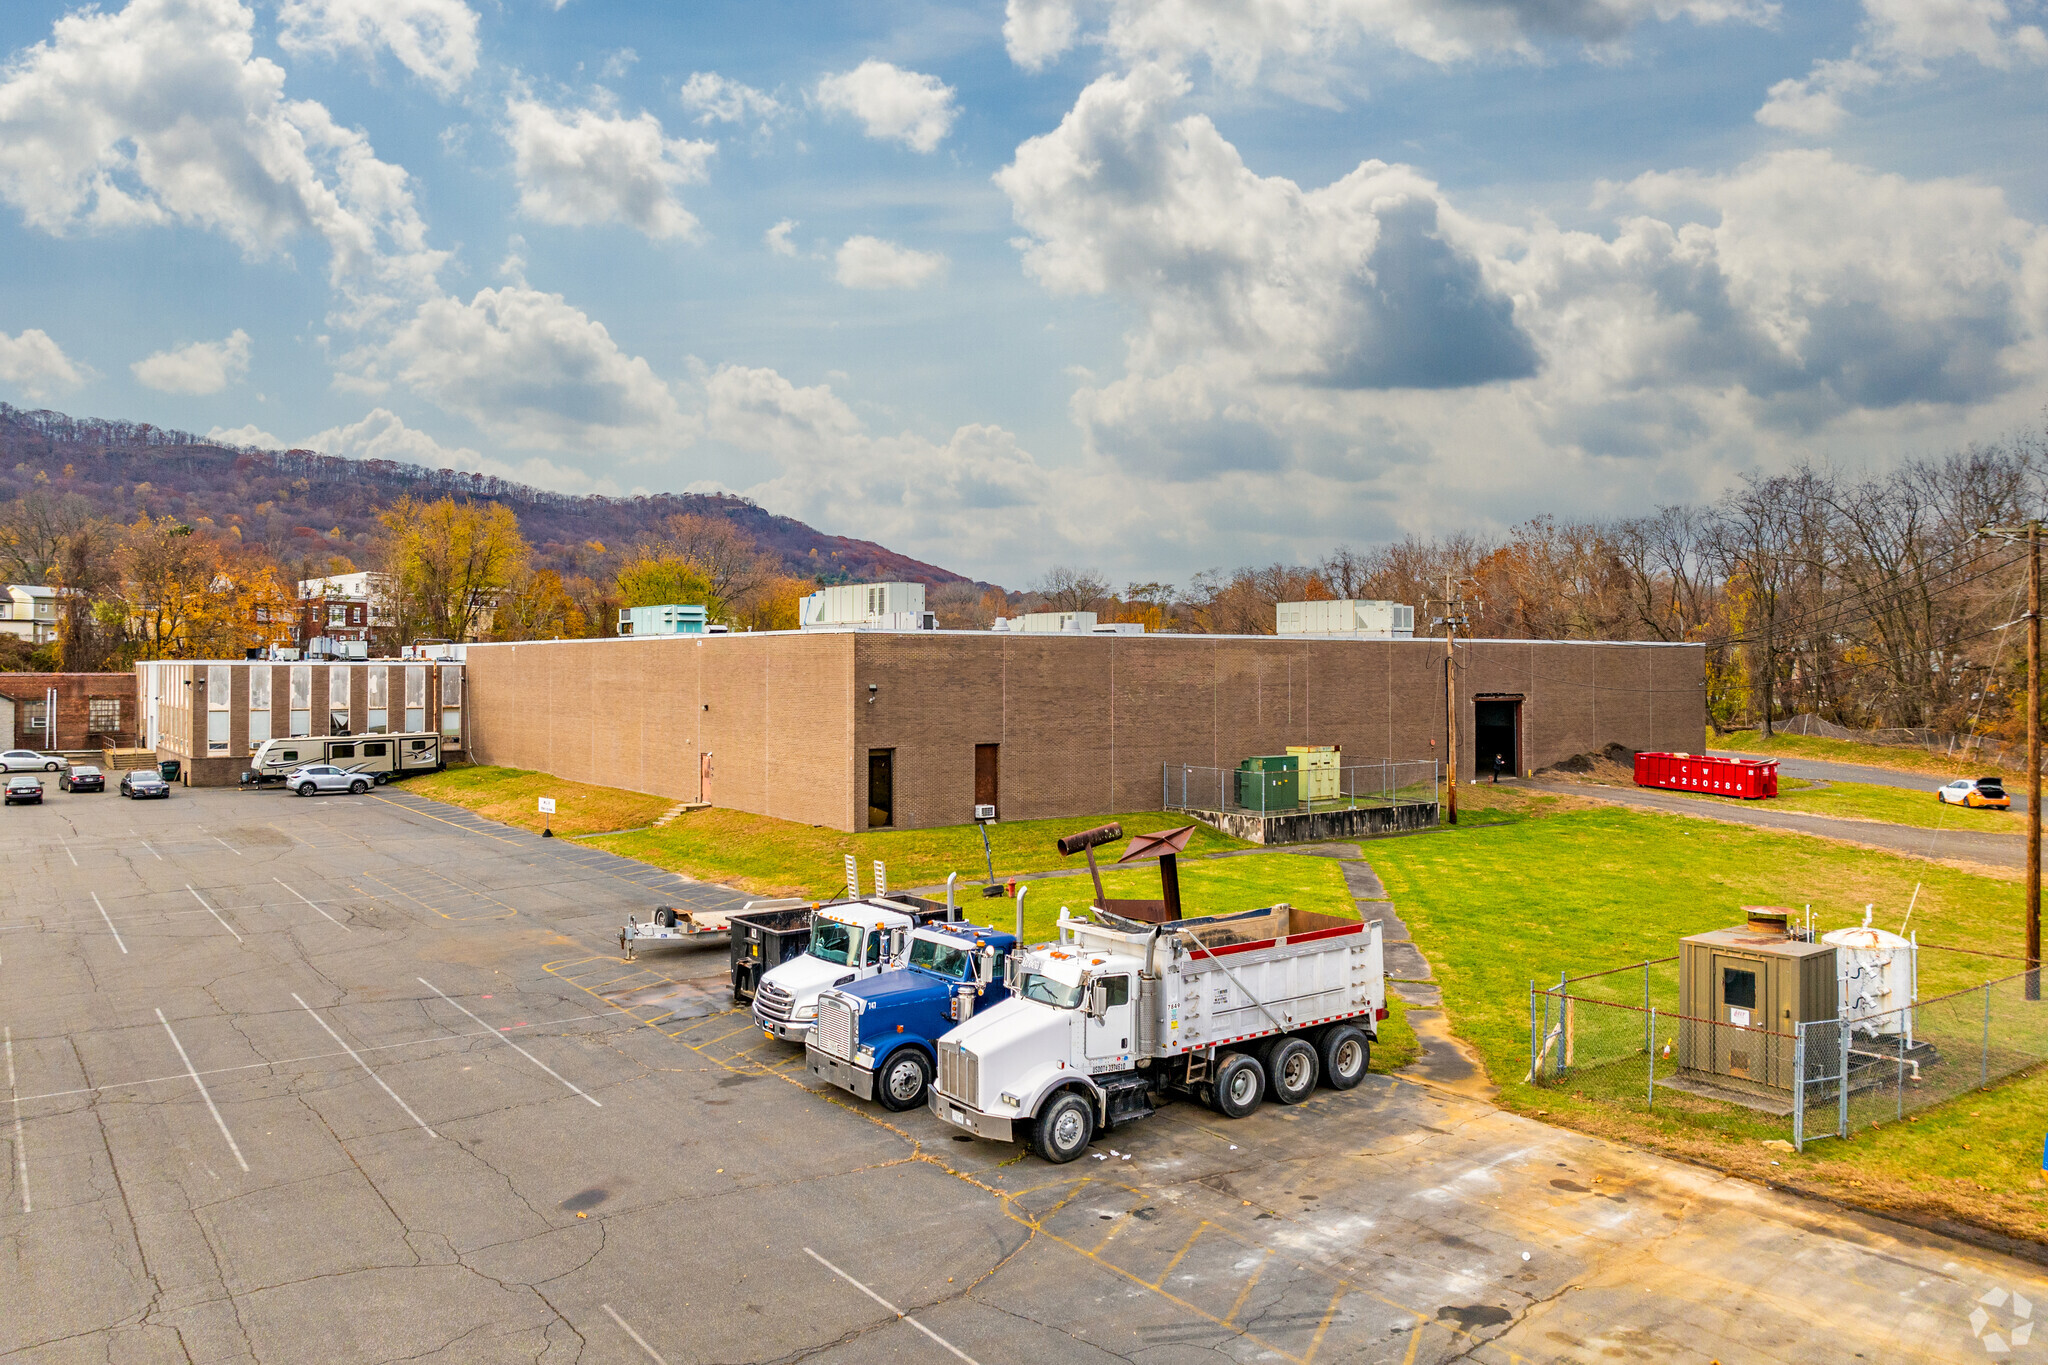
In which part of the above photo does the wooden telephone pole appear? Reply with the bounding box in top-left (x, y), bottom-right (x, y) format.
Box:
top-left (1979, 521), bottom-right (2042, 1000)
top-left (1427, 577), bottom-right (1477, 826)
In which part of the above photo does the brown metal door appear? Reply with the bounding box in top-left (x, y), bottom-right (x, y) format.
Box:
top-left (974, 744), bottom-right (998, 813)
top-left (1713, 955), bottom-right (1762, 1080)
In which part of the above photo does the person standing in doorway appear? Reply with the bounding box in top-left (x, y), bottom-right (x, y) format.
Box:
top-left (1492, 751), bottom-right (1505, 783)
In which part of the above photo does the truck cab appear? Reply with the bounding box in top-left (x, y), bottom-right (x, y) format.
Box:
top-left (752, 900), bottom-right (922, 1042)
top-left (807, 923), bottom-right (1018, 1110)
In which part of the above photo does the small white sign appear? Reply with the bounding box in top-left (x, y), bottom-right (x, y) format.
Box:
top-left (1729, 1006), bottom-right (1751, 1028)
top-left (538, 797), bottom-right (556, 815)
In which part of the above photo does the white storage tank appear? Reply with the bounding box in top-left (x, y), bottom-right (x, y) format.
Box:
top-left (1822, 915), bottom-right (1917, 1041)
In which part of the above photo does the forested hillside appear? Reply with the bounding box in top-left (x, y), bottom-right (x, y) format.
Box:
top-left (0, 404), bottom-right (973, 588)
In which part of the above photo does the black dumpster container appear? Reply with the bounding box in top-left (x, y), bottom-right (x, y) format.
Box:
top-left (728, 906), bottom-right (815, 1004)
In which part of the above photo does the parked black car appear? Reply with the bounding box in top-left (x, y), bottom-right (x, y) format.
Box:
top-left (59, 765), bottom-right (105, 793)
top-left (4, 774), bottom-right (44, 805)
top-left (121, 770), bottom-right (172, 799)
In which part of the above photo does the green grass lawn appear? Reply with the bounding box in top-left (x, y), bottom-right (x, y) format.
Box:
top-left (1709, 726), bottom-right (2009, 780)
top-left (1370, 787), bottom-right (2048, 1242)
top-left (590, 805), bottom-right (1252, 899)
top-left (408, 763), bottom-right (674, 836)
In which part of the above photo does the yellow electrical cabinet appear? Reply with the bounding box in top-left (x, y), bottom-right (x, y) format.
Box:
top-left (1286, 745), bottom-right (1341, 801)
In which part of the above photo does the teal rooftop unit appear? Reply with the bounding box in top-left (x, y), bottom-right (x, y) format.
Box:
top-left (618, 604), bottom-right (709, 636)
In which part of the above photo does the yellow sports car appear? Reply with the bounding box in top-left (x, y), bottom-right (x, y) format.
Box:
top-left (1937, 777), bottom-right (2010, 809)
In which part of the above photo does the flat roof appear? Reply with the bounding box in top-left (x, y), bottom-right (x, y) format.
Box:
top-left (462, 629), bottom-right (1703, 650)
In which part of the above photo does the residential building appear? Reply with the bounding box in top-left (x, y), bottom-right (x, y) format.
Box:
top-left (0, 584), bottom-right (58, 646)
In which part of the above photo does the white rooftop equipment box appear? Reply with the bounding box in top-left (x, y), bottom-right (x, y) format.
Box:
top-left (1276, 600), bottom-right (1415, 638)
top-left (799, 582), bottom-right (933, 632)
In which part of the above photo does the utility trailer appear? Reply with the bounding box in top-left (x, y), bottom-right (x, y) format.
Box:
top-left (728, 891), bottom-right (960, 1008)
top-left (930, 903), bottom-right (1386, 1162)
top-left (622, 897), bottom-right (802, 960)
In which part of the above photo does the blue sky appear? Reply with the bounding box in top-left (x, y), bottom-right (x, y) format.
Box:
top-left (1, 0), bottom-right (2045, 587)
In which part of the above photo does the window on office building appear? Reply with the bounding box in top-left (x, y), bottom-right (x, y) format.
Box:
top-left (87, 698), bottom-right (122, 735)
top-left (248, 667), bottom-right (271, 749)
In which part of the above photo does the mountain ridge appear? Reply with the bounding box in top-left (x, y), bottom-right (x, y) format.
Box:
top-left (0, 403), bottom-right (980, 589)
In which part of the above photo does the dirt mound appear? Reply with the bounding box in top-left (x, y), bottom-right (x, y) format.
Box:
top-left (1539, 743), bottom-right (1638, 783)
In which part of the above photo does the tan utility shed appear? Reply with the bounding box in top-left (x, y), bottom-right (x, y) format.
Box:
top-left (1678, 909), bottom-right (1837, 1093)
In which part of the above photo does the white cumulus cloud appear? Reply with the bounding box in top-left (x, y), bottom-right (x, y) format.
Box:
top-left (1003, 0), bottom-right (1777, 85)
top-left (766, 219), bottom-right (798, 256)
top-left (0, 0), bottom-right (444, 326)
top-left (131, 329), bottom-right (253, 395)
top-left (304, 407), bottom-right (620, 493)
top-left (834, 236), bottom-right (948, 289)
top-left (0, 329), bottom-right (89, 400)
top-left (277, 0), bottom-right (480, 96)
top-left (815, 60), bottom-right (958, 152)
top-left (1758, 0), bottom-right (2048, 135)
top-left (364, 286), bottom-right (696, 454)
top-left (205, 422), bottom-right (284, 449)
top-left (679, 71), bottom-right (782, 125)
top-left (503, 96), bottom-right (717, 240)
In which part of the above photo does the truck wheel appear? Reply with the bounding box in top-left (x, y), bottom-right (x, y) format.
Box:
top-left (1267, 1037), bottom-right (1318, 1104)
top-left (1319, 1025), bottom-right (1369, 1090)
top-left (1031, 1091), bottom-right (1096, 1162)
top-left (877, 1049), bottom-right (931, 1112)
top-left (1210, 1052), bottom-right (1265, 1119)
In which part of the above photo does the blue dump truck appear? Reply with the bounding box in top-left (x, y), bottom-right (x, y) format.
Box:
top-left (805, 920), bottom-right (1019, 1111)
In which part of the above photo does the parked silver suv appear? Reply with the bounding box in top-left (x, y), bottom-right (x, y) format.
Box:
top-left (286, 764), bottom-right (373, 797)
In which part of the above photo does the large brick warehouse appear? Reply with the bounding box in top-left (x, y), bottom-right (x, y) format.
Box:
top-left (461, 632), bottom-right (1704, 832)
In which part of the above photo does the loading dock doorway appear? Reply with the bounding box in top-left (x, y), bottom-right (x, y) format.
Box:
top-left (1474, 696), bottom-right (1521, 778)
top-left (868, 749), bottom-right (894, 828)
top-left (975, 743), bottom-right (998, 815)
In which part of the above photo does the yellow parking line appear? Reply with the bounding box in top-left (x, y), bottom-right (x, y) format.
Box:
top-left (1151, 1220), bottom-right (1210, 1289)
top-left (1300, 1286), bottom-right (1348, 1365)
top-left (1222, 1250), bottom-right (1268, 1325)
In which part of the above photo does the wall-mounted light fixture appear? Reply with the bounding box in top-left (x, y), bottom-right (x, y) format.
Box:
top-left (867, 683), bottom-right (879, 705)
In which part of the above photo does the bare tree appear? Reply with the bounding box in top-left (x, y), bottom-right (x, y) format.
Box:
top-left (1034, 565), bottom-right (1110, 613)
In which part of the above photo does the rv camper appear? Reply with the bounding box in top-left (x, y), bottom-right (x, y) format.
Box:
top-left (244, 733), bottom-right (444, 785)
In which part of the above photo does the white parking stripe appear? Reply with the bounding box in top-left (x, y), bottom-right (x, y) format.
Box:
top-left (90, 893), bottom-right (128, 955)
top-left (56, 837), bottom-right (77, 868)
top-left (139, 840), bottom-right (161, 861)
top-left (154, 1009), bottom-right (249, 1173)
top-left (600, 1305), bottom-right (670, 1365)
top-left (6, 1026), bottom-right (30, 1213)
top-left (804, 1248), bottom-right (980, 1365)
top-left (213, 837), bottom-right (241, 857)
top-left (416, 977), bottom-right (602, 1107)
top-left (290, 994), bottom-right (437, 1138)
top-left (272, 879), bottom-right (351, 932)
top-left (185, 886), bottom-right (244, 943)
top-left (8, 1011), bottom-right (623, 1106)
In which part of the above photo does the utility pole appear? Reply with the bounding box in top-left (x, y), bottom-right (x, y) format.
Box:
top-left (1427, 576), bottom-right (1477, 826)
top-left (1978, 521), bottom-right (2042, 1000)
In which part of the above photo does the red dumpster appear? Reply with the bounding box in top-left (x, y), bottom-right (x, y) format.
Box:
top-left (1633, 752), bottom-right (1778, 799)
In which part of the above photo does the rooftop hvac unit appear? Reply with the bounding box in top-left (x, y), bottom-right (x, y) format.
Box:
top-left (800, 582), bottom-right (927, 629)
top-left (1275, 600), bottom-right (1414, 638)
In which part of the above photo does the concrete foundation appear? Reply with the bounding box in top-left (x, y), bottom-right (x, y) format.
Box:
top-left (1188, 801), bottom-right (1442, 845)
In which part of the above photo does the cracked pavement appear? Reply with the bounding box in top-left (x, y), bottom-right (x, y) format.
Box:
top-left (2, 784), bottom-right (2042, 1363)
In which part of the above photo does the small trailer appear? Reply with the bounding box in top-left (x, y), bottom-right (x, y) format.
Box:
top-left (930, 900), bottom-right (1386, 1162)
top-left (621, 897), bottom-right (803, 960)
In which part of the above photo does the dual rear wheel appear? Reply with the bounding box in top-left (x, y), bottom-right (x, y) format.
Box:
top-left (1209, 1023), bottom-right (1371, 1117)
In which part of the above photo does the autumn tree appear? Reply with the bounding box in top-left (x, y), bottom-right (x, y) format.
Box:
top-left (378, 496), bottom-right (529, 643)
top-left (614, 555), bottom-right (724, 621)
top-left (492, 570), bottom-right (589, 640)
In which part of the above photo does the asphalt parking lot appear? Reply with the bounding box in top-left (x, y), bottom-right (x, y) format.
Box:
top-left (2, 782), bottom-right (2043, 1364)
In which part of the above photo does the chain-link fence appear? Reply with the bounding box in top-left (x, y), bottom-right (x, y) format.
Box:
top-left (1530, 956), bottom-right (2047, 1150)
top-left (1162, 760), bottom-right (1440, 815)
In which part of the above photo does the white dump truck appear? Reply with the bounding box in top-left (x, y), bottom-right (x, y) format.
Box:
top-left (929, 903), bottom-right (1386, 1162)
top-left (751, 896), bottom-right (958, 1042)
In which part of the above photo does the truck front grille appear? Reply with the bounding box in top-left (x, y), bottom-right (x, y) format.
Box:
top-left (935, 1041), bottom-right (979, 1107)
top-left (754, 980), bottom-right (797, 1024)
top-left (815, 996), bottom-right (857, 1060)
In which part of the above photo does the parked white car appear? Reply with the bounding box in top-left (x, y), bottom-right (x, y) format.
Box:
top-left (286, 763), bottom-right (373, 796)
top-left (1, 749), bottom-right (62, 773)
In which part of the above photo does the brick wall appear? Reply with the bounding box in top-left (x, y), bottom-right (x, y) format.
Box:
top-left (0, 673), bottom-right (138, 750)
top-left (455, 631), bottom-right (1703, 831)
